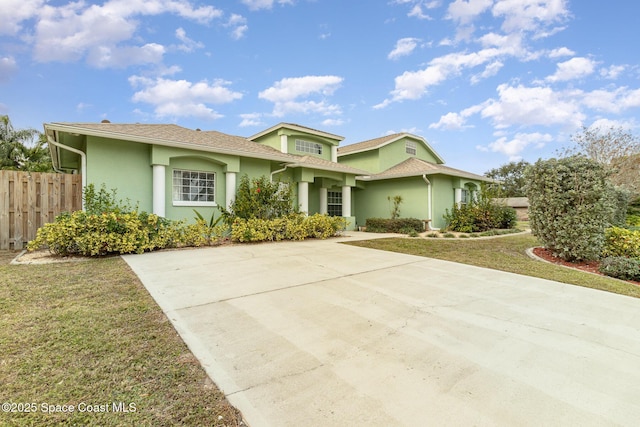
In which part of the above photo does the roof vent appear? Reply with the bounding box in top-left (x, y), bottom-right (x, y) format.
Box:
top-left (101, 119), bottom-right (111, 123)
top-left (195, 128), bottom-right (201, 131)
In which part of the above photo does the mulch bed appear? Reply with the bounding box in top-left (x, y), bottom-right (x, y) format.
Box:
top-left (533, 247), bottom-right (640, 286)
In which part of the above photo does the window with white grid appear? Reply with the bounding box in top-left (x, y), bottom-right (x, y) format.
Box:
top-left (172, 169), bottom-right (216, 205)
top-left (295, 139), bottom-right (323, 155)
top-left (405, 141), bottom-right (417, 155)
top-left (327, 191), bottom-right (342, 217)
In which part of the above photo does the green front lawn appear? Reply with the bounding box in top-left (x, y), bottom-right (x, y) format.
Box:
top-left (0, 251), bottom-right (242, 426)
top-left (346, 234), bottom-right (640, 298)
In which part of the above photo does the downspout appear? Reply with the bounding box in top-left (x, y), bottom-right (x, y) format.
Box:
top-left (422, 174), bottom-right (439, 231)
top-left (47, 134), bottom-right (87, 210)
top-left (270, 164), bottom-right (288, 182)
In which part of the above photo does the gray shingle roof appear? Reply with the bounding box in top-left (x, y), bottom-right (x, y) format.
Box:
top-left (337, 133), bottom-right (404, 155)
top-left (361, 157), bottom-right (493, 182)
top-left (46, 122), bottom-right (365, 175)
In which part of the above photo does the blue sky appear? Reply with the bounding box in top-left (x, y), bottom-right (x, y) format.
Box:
top-left (1, 0), bottom-right (639, 174)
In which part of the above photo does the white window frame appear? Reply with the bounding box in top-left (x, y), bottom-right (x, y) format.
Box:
top-left (295, 139), bottom-right (323, 155)
top-left (461, 189), bottom-right (470, 205)
top-left (327, 190), bottom-right (342, 217)
top-left (405, 141), bottom-right (417, 156)
top-left (172, 169), bottom-right (217, 207)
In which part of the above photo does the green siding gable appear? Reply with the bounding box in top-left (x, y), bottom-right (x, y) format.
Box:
top-left (338, 136), bottom-right (442, 174)
top-left (251, 125), bottom-right (341, 162)
top-left (336, 150), bottom-right (379, 174)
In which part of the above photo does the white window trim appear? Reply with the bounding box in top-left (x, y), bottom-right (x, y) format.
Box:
top-left (406, 141), bottom-right (417, 156)
top-left (173, 201), bottom-right (218, 207)
top-left (327, 190), bottom-right (342, 217)
top-left (172, 169), bottom-right (217, 207)
top-left (295, 139), bottom-right (323, 155)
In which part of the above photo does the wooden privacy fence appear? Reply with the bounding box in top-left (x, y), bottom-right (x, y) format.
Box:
top-left (0, 170), bottom-right (82, 250)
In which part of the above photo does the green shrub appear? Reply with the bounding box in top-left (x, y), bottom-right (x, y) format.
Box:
top-left (365, 218), bottom-right (424, 233)
top-left (83, 183), bottom-right (136, 214)
top-left (627, 214), bottom-right (640, 227)
top-left (599, 256), bottom-right (640, 281)
top-left (444, 202), bottom-right (517, 232)
top-left (603, 227), bottom-right (640, 260)
top-left (525, 156), bottom-right (618, 261)
top-left (224, 174), bottom-right (294, 221)
top-left (27, 210), bottom-right (184, 256)
top-left (230, 213), bottom-right (345, 243)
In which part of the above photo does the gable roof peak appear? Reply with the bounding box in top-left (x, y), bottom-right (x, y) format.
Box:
top-left (337, 132), bottom-right (445, 164)
top-left (248, 122), bottom-right (344, 142)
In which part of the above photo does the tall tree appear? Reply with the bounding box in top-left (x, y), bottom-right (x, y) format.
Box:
top-left (559, 126), bottom-right (640, 198)
top-left (484, 160), bottom-right (530, 197)
top-left (0, 115), bottom-right (53, 172)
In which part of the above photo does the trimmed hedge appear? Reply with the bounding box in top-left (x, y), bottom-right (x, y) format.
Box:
top-left (603, 227), bottom-right (640, 260)
top-left (27, 211), bottom-right (228, 256)
top-left (28, 211), bottom-right (180, 256)
top-left (599, 256), bottom-right (640, 281)
top-left (230, 213), bottom-right (346, 243)
top-left (365, 218), bottom-right (424, 233)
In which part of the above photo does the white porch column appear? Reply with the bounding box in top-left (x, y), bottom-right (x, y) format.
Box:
top-left (152, 164), bottom-right (166, 217)
top-left (319, 187), bottom-right (328, 215)
top-left (298, 181), bottom-right (309, 214)
top-left (342, 185), bottom-right (351, 217)
top-left (454, 188), bottom-right (462, 207)
top-left (331, 146), bottom-right (338, 163)
top-left (280, 134), bottom-right (288, 153)
top-left (225, 172), bottom-right (237, 211)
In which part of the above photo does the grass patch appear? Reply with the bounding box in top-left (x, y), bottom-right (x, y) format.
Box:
top-left (0, 251), bottom-right (242, 426)
top-left (346, 234), bottom-right (640, 298)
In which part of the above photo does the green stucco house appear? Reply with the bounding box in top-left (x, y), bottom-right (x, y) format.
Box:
top-left (44, 121), bottom-right (491, 230)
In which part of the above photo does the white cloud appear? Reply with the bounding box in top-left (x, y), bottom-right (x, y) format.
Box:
top-left (87, 43), bottom-right (166, 68)
top-left (600, 64), bottom-right (625, 80)
top-left (587, 118), bottom-right (637, 131)
top-left (429, 104), bottom-right (483, 130)
top-left (548, 47), bottom-right (574, 58)
top-left (447, 0), bottom-right (493, 25)
top-left (408, 5), bottom-right (432, 20)
top-left (492, 0), bottom-right (570, 35)
top-left (388, 38), bottom-right (421, 60)
top-left (0, 0), bottom-right (45, 36)
top-left (226, 14), bottom-right (248, 40)
top-left (470, 61), bottom-right (504, 84)
top-left (322, 118), bottom-right (345, 126)
top-left (241, 0), bottom-right (294, 11)
top-left (175, 28), bottom-right (204, 52)
top-left (0, 56), bottom-right (19, 82)
top-left (546, 57), bottom-right (596, 82)
top-left (484, 132), bottom-right (554, 160)
top-left (376, 48), bottom-right (503, 107)
top-left (480, 83), bottom-right (584, 129)
top-left (129, 75), bottom-right (242, 120)
top-left (429, 112), bottom-right (467, 130)
top-left (259, 75), bottom-right (344, 117)
top-left (30, 0), bottom-right (221, 67)
top-left (239, 113), bottom-right (264, 127)
top-left (580, 87), bottom-right (640, 114)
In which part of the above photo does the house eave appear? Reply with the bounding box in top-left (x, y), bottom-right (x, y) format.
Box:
top-left (338, 133), bottom-right (446, 164)
top-left (44, 123), bottom-right (294, 163)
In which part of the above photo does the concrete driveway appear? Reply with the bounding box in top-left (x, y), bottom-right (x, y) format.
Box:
top-left (122, 233), bottom-right (640, 426)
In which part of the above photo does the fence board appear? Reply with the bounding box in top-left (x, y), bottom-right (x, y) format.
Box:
top-left (0, 171), bottom-right (82, 250)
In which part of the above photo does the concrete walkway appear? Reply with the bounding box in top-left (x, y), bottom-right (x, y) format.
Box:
top-left (122, 233), bottom-right (640, 426)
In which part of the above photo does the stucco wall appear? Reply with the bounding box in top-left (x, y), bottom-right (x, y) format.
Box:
top-left (353, 177), bottom-right (429, 228)
top-left (378, 138), bottom-right (440, 171)
top-left (86, 136), bottom-right (153, 212)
